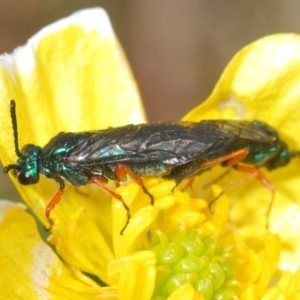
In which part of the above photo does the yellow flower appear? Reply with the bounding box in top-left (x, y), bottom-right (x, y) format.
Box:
top-left (0, 8), bottom-right (300, 300)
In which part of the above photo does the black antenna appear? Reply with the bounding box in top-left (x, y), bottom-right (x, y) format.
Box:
top-left (10, 100), bottom-right (21, 157)
top-left (3, 100), bottom-right (20, 174)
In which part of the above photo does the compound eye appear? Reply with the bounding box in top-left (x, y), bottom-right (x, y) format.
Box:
top-left (16, 171), bottom-right (34, 185)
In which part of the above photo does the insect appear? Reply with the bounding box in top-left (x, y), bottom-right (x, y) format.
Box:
top-left (3, 100), bottom-right (298, 234)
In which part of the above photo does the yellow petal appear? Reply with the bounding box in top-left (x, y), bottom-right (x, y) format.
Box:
top-left (262, 269), bottom-right (300, 299)
top-left (112, 182), bottom-right (158, 258)
top-left (183, 34), bottom-right (300, 273)
top-left (0, 8), bottom-right (145, 226)
top-left (0, 201), bottom-right (101, 300)
top-left (48, 206), bottom-right (114, 283)
top-left (0, 8), bottom-right (147, 288)
top-left (108, 251), bottom-right (156, 300)
top-left (184, 34), bottom-right (300, 132)
top-left (167, 283), bottom-right (204, 300)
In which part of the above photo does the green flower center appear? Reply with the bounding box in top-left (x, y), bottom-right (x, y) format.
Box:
top-left (151, 229), bottom-right (240, 300)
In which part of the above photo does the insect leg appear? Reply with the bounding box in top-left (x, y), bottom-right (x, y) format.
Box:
top-left (182, 177), bottom-right (195, 191)
top-left (168, 150), bottom-right (249, 191)
top-left (201, 148), bottom-right (259, 210)
top-left (45, 179), bottom-right (65, 226)
top-left (184, 169), bottom-right (232, 191)
top-left (164, 159), bottom-right (207, 191)
top-left (208, 171), bottom-right (258, 212)
top-left (202, 169), bottom-right (231, 189)
top-left (201, 149), bottom-right (264, 191)
top-left (207, 154), bottom-right (275, 227)
top-left (201, 149), bottom-right (249, 169)
top-left (201, 149), bottom-right (275, 223)
top-left (115, 163), bottom-right (154, 205)
top-left (90, 176), bottom-right (130, 235)
top-left (233, 164), bottom-right (275, 227)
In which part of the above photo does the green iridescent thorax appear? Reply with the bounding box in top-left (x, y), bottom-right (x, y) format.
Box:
top-left (40, 132), bottom-right (89, 178)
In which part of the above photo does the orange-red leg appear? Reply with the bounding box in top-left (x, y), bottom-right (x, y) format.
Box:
top-left (209, 170), bottom-right (258, 212)
top-left (91, 176), bottom-right (130, 235)
top-left (201, 149), bottom-right (249, 168)
top-left (209, 163), bottom-right (274, 228)
top-left (182, 150), bottom-right (248, 191)
top-left (45, 189), bottom-right (64, 226)
top-left (233, 164), bottom-right (275, 227)
top-left (92, 163), bottom-right (154, 235)
top-left (45, 180), bottom-right (65, 228)
top-left (115, 163), bottom-right (154, 204)
top-left (201, 149), bottom-right (275, 227)
top-left (182, 178), bottom-right (195, 191)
